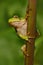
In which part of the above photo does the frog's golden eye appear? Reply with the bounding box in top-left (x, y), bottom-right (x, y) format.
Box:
top-left (13, 16), bottom-right (18, 18)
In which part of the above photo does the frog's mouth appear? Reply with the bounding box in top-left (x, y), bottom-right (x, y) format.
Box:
top-left (9, 17), bottom-right (20, 23)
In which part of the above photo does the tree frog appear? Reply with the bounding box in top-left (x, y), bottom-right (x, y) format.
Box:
top-left (9, 16), bottom-right (28, 41)
top-left (8, 16), bottom-right (40, 56)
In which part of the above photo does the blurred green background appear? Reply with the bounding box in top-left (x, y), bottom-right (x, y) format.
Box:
top-left (0, 0), bottom-right (43, 65)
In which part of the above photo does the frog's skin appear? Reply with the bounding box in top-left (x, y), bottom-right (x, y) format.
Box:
top-left (9, 16), bottom-right (29, 56)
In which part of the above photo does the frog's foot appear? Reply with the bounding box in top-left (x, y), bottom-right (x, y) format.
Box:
top-left (27, 29), bottom-right (40, 39)
top-left (21, 44), bottom-right (29, 56)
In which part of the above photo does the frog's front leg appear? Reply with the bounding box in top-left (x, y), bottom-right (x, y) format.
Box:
top-left (21, 44), bottom-right (29, 56)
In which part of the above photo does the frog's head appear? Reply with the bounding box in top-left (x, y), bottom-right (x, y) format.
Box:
top-left (9, 16), bottom-right (20, 28)
top-left (9, 15), bottom-right (25, 28)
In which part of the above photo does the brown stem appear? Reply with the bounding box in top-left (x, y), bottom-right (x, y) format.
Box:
top-left (25, 0), bottom-right (37, 65)
top-left (25, 39), bottom-right (35, 65)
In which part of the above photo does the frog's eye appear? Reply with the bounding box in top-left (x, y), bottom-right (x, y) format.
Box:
top-left (13, 16), bottom-right (18, 18)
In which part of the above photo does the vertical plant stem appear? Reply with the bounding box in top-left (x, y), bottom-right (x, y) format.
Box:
top-left (25, 0), bottom-right (37, 65)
